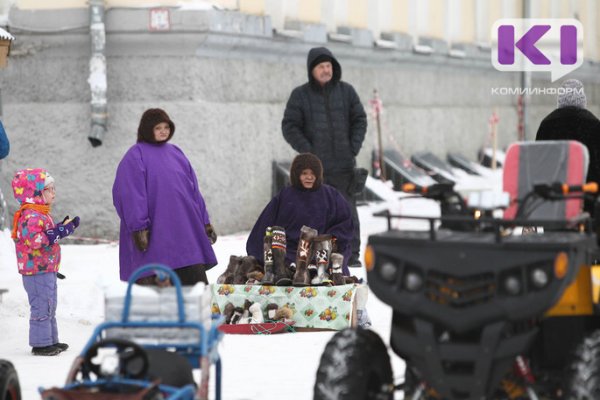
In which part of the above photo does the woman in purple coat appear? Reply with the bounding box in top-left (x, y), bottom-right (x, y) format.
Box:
top-left (246, 153), bottom-right (354, 281)
top-left (112, 108), bottom-right (217, 284)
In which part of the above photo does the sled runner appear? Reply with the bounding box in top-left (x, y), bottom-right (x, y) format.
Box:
top-left (218, 322), bottom-right (291, 335)
top-left (40, 264), bottom-right (224, 400)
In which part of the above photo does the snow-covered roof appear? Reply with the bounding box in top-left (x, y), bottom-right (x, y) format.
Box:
top-left (0, 27), bottom-right (14, 41)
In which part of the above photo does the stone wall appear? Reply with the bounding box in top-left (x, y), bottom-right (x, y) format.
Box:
top-left (1, 7), bottom-right (600, 238)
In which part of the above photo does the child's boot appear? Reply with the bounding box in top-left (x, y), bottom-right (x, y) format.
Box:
top-left (55, 343), bottom-right (69, 352)
top-left (308, 263), bottom-right (317, 281)
top-left (260, 227), bottom-right (275, 285)
top-left (217, 255), bottom-right (241, 284)
top-left (231, 307), bottom-right (244, 324)
top-left (311, 234), bottom-right (332, 285)
top-left (330, 253), bottom-right (345, 286)
top-left (223, 302), bottom-right (235, 324)
top-left (293, 225), bottom-right (317, 286)
top-left (266, 303), bottom-right (279, 321)
top-left (272, 226), bottom-right (292, 286)
top-left (32, 345), bottom-right (61, 356)
top-left (249, 303), bottom-right (264, 323)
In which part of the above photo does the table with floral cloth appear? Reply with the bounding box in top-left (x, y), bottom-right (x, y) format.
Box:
top-left (210, 283), bottom-right (359, 330)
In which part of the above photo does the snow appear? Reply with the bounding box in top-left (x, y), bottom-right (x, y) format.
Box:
top-left (0, 172), bottom-right (501, 399)
top-left (0, 27), bottom-right (14, 41)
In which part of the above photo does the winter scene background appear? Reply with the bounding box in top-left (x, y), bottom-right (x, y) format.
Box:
top-left (0, 171), bottom-right (501, 400)
top-left (1, 1), bottom-right (599, 399)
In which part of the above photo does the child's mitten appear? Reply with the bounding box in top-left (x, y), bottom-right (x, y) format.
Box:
top-left (44, 219), bottom-right (77, 244)
top-left (60, 216), bottom-right (80, 228)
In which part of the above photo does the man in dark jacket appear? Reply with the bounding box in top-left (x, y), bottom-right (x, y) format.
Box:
top-left (535, 79), bottom-right (600, 216)
top-left (282, 47), bottom-right (367, 268)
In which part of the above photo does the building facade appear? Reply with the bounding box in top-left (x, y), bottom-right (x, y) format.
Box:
top-left (0, 0), bottom-right (599, 238)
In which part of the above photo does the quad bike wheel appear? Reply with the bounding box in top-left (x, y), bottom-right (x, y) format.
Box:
top-left (314, 328), bottom-right (394, 400)
top-left (566, 329), bottom-right (600, 399)
top-left (0, 360), bottom-right (21, 400)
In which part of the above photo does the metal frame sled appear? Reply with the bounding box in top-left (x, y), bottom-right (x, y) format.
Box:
top-left (40, 264), bottom-right (224, 400)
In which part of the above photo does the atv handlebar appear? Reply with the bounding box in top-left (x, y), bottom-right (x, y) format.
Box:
top-left (401, 182), bottom-right (455, 199)
top-left (533, 182), bottom-right (598, 198)
top-left (398, 180), bottom-right (599, 234)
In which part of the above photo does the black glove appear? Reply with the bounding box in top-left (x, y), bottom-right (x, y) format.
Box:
top-left (205, 224), bottom-right (217, 244)
top-left (133, 229), bottom-right (150, 252)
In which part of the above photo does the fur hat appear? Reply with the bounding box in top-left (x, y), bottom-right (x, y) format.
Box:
top-left (557, 79), bottom-right (586, 109)
top-left (137, 108), bottom-right (175, 143)
top-left (290, 153), bottom-right (323, 190)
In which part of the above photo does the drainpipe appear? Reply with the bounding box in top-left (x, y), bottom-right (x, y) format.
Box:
top-left (88, 0), bottom-right (107, 147)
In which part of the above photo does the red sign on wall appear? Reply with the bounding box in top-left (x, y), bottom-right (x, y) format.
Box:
top-left (149, 8), bottom-right (171, 31)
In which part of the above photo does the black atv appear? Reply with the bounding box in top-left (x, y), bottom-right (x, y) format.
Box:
top-left (314, 141), bottom-right (600, 400)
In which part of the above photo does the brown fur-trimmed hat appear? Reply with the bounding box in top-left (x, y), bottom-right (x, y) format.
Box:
top-left (137, 108), bottom-right (175, 143)
top-left (290, 153), bottom-right (323, 190)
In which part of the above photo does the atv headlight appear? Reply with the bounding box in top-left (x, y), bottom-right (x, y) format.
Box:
top-left (503, 275), bottom-right (521, 295)
top-left (531, 268), bottom-right (549, 289)
top-left (380, 262), bottom-right (397, 282)
top-left (404, 271), bottom-right (424, 292)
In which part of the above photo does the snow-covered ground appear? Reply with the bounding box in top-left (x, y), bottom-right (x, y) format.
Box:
top-left (0, 172), bottom-right (501, 400)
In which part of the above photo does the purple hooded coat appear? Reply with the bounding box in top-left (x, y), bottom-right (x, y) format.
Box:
top-left (246, 184), bottom-right (354, 275)
top-left (113, 142), bottom-right (217, 281)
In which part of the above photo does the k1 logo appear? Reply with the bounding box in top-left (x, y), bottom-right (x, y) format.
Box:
top-left (492, 19), bottom-right (583, 82)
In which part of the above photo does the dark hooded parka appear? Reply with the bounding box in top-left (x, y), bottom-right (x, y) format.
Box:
top-left (281, 47), bottom-right (366, 266)
top-left (535, 79), bottom-right (600, 215)
top-left (282, 47), bottom-right (367, 175)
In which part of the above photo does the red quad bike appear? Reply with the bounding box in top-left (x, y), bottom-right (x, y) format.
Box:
top-left (314, 141), bottom-right (600, 400)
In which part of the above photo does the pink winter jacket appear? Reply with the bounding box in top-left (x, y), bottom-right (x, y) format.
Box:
top-left (11, 168), bottom-right (61, 275)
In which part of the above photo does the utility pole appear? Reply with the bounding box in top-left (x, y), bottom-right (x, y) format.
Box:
top-left (370, 89), bottom-right (386, 180)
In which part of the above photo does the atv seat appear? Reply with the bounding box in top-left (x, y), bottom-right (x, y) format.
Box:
top-left (503, 140), bottom-right (589, 221)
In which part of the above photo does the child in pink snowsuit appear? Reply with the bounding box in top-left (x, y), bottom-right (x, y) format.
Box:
top-left (11, 168), bottom-right (80, 356)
